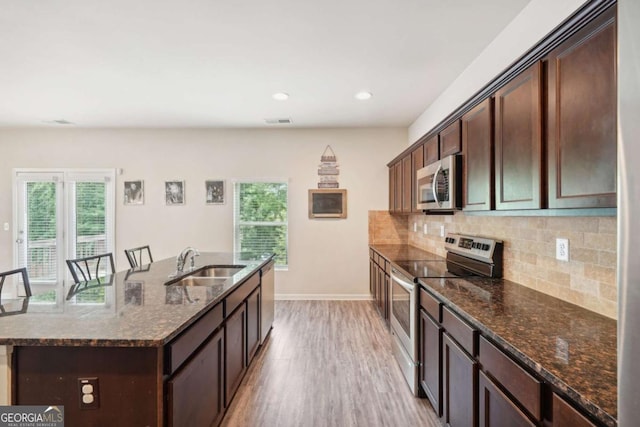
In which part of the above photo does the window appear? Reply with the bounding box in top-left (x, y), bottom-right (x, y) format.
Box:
top-left (234, 181), bottom-right (288, 268)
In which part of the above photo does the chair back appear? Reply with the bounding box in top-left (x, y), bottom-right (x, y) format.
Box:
top-left (0, 267), bottom-right (32, 300)
top-left (124, 245), bottom-right (153, 268)
top-left (66, 253), bottom-right (116, 284)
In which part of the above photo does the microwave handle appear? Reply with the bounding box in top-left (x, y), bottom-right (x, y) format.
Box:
top-left (432, 164), bottom-right (442, 206)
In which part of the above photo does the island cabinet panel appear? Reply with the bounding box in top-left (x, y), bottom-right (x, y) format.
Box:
top-left (462, 98), bottom-right (494, 212)
top-left (420, 308), bottom-right (443, 416)
top-left (225, 302), bottom-right (247, 407)
top-left (443, 332), bottom-right (478, 427)
top-left (165, 302), bottom-right (223, 374)
top-left (546, 7), bottom-right (617, 209)
top-left (168, 327), bottom-right (225, 427)
top-left (479, 336), bottom-right (542, 421)
top-left (14, 346), bottom-right (160, 426)
top-left (479, 371), bottom-right (536, 427)
top-left (226, 272), bottom-right (260, 316)
top-left (440, 120), bottom-right (462, 157)
top-left (246, 286), bottom-right (261, 366)
top-left (494, 62), bottom-right (543, 210)
top-left (551, 393), bottom-right (597, 427)
top-left (424, 135), bottom-right (439, 166)
top-left (411, 144), bottom-right (425, 212)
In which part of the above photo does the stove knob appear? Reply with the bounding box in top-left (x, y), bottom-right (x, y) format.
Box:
top-left (482, 244), bottom-right (490, 251)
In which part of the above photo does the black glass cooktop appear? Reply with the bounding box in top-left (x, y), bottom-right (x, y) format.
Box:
top-left (393, 260), bottom-right (472, 278)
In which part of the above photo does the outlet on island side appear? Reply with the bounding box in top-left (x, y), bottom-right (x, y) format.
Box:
top-left (78, 377), bottom-right (100, 410)
top-left (556, 238), bottom-right (569, 262)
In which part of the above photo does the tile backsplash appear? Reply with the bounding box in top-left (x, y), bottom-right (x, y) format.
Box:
top-left (369, 211), bottom-right (617, 319)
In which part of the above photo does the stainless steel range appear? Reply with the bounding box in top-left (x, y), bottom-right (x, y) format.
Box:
top-left (389, 233), bottom-right (503, 396)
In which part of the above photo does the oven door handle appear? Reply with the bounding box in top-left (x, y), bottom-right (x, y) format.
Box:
top-left (391, 269), bottom-right (415, 291)
top-left (432, 164), bottom-right (442, 206)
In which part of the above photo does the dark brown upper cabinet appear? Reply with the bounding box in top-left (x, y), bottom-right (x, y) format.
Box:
top-left (494, 62), bottom-right (543, 210)
top-left (402, 155), bottom-right (412, 212)
top-left (411, 145), bottom-right (425, 213)
top-left (462, 98), bottom-right (494, 211)
top-left (440, 120), bottom-right (462, 157)
top-left (394, 162), bottom-right (403, 212)
top-left (388, 166), bottom-right (395, 212)
top-left (424, 135), bottom-right (439, 166)
top-left (546, 7), bottom-right (617, 209)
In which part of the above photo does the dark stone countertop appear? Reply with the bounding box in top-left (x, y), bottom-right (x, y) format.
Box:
top-left (370, 244), bottom-right (617, 427)
top-left (0, 253), bottom-right (271, 348)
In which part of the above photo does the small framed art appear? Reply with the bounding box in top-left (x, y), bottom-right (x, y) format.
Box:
top-left (165, 181), bottom-right (185, 205)
top-left (124, 180), bottom-right (144, 205)
top-left (205, 180), bottom-right (225, 204)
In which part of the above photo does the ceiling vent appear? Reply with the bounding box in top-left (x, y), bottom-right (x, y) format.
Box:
top-left (264, 118), bottom-right (292, 125)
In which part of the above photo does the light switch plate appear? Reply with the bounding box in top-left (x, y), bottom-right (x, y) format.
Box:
top-left (3, 223), bottom-right (8, 232)
top-left (556, 238), bottom-right (569, 262)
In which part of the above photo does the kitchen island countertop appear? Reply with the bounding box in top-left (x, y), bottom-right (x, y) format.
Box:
top-left (0, 253), bottom-right (272, 347)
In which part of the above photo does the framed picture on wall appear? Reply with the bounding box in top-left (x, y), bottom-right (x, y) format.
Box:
top-left (308, 189), bottom-right (347, 219)
top-left (205, 180), bottom-right (225, 205)
top-left (165, 181), bottom-right (185, 205)
top-left (124, 180), bottom-right (144, 205)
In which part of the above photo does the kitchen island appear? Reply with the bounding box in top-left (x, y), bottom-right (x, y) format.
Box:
top-left (0, 253), bottom-right (274, 427)
top-left (371, 244), bottom-right (617, 427)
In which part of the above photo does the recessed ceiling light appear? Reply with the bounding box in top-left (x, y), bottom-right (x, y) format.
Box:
top-left (355, 91), bottom-right (373, 100)
top-left (272, 92), bottom-right (289, 101)
top-left (43, 119), bottom-right (75, 125)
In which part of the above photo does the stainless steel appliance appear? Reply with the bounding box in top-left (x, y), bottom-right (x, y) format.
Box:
top-left (619, 1), bottom-right (639, 423)
top-left (260, 260), bottom-right (275, 344)
top-left (416, 154), bottom-right (462, 211)
top-left (389, 233), bottom-right (503, 396)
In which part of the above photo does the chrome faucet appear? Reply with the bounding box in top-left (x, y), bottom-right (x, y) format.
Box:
top-left (176, 247), bottom-right (200, 273)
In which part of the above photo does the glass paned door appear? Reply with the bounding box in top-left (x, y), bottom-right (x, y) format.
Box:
top-left (14, 170), bottom-right (115, 290)
top-left (15, 173), bottom-right (64, 286)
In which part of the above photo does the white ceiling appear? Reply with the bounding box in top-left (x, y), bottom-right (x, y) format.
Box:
top-left (0, 0), bottom-right (531, 128)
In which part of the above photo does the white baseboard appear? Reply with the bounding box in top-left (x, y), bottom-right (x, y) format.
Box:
top-left (275, 294), bottom-right (373, 301)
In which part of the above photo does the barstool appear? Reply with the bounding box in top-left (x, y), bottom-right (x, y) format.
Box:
top-left (66, 253), bottom-right (116, 284)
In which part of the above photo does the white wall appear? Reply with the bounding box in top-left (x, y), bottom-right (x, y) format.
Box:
top-left (409, 0), bottom-right (588, 143)
top-left (0, 127), bottom-right (406, 298)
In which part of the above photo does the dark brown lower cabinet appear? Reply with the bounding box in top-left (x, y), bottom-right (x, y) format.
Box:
top-left (420, 308), bottom-right (443, 416)
top-left (552, 393), bottom-right (597, 427)
top-left (225, 302), bottom-right (247, 407)
top-left (168, 327), bottom-right (225, 427)
top-left (246, 286), bottom-right (261, 366)
top-left (443, 332), bottom-right (478, 427)
top-left (478, 371), bottom-right (535, 427)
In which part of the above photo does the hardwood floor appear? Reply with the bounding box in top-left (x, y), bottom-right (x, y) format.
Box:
top-left (221, 300), bottom-right (440, 427)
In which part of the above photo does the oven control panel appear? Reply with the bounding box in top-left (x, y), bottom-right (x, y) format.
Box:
top-left (444, 233), bottom-right (503, 263)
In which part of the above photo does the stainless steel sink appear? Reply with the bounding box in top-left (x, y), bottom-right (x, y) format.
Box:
top-left (174, 276), bottom-right (231, 287)
top-left (167, 265), bottom-right (246, 286)
top-left (189, 266), bottom-right (246, 278)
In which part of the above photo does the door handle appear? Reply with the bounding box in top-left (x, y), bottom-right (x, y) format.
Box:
top-left (432, 164), bottom-right (442, 206)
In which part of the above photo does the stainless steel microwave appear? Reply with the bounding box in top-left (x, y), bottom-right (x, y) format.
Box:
top-left (416, 154), bottom-right (462, 211)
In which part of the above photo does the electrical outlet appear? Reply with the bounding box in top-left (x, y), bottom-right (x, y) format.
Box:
top-left (423, 224), bottom-right (428, 234)
top-left (78, 377), bottom-right (100, 409)
top-left (413, 222), bottom-right (417, 232)
top-left (440, 225), bottom-right (445, 237)
top-left (556, 238), bottom-right (569, 262)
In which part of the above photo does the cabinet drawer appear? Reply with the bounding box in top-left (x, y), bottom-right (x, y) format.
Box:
top-left (165, 302), bottom-right (223, 375)
top-left (226, 272), bottom-right (260, 316)
top-left (479, 371), bottom-right (536, 427)
top-left (420, 287), bottom-right (441, 322)
top-left (442, 306), bottom-right (477, 356)
top-left (479, 336), bottom-right (542, 421)
top-left (552, 393), bottom-right (596, 427)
